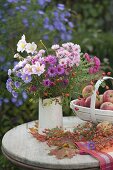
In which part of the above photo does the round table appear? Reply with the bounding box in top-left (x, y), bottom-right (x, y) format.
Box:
top-left (2, 116), bottom-right (101, 170)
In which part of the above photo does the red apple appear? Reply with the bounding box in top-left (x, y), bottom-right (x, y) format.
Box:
top-left (74, 98), bottom-right (86, 107)
top-left (103, 90), bottom-right (113, 103)
top-left (82, 85), bottom-right (93, 98)
top-left (85, 95), bottom-right (103, 108)
top-left (100, 102), bottom-right (113, 111)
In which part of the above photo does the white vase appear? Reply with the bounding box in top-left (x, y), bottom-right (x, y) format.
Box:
top-left (38, 96), bottom-right (63, 134)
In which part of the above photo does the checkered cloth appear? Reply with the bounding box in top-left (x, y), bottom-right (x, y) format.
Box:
top-left (75, 142), bottom-right (113, 170)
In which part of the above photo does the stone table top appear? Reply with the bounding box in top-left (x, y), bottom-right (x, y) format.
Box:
top-left (2, 116), bottom-right (110, 170)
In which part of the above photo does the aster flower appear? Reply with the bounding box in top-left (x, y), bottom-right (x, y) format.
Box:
top-left (48, 67), bottom-right (56, 77)
top-left (32, 62), bottom-right (45, 76)
top-left (21, 74), bottom-right (32, 83)
top-left (43, 79), bottom-right (51, 87)
top-left (56, 65), bottom-right (64, 75)
top-left (45, 55), bottom-right (57, 65)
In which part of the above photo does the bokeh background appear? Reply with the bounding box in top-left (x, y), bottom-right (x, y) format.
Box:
top-left (0, 0), bottom-right (113, 169)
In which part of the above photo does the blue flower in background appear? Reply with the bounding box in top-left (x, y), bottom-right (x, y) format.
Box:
top-left (22, 18), bottom-right (29, 27)
top-left (57, 4), bottom-right (65, 10)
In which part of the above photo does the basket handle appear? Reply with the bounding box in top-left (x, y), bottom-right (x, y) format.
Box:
top-left (90, 76), bottom-right (113, 123)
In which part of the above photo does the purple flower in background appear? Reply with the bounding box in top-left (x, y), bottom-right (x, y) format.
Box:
top-left (68, 22), bottom-right (74, 28)
top-left (0, 56), bottom-right (5, 62)
top-left (22, 18), bottom-right (29, 27)
top-left (16, 99), bottom-right (23, 107)
top-left (11, 97), bottom-right (17, 103)
top-left (0, 98), bottom-right (3, 106)
top-left (43, 79), bottom-right (51, 87)
top-left (22, 91), bottom-right (28, 100)
top-left (3, 98), bottom-right (9, 103)
top-left (48, 67), bottom-right (56, 77)
top-left (57, 4), bottom-right (65, 10)
top-left (43, 35), bottom-right (49, 40)
top-left (7, 0), bottom-right (18, 3)
top-left (87, 141), bottom-right (95, 150)
top-left (56, 65), bottom-right (64, 75)
top-left (12, 90), bottom-right (18, 98)
top-left (37, 10), bottom-right (44, 15)
top-left (14, 81), bottom-right (21, 88)
top-left (45, 55), bottom-right (57, 65)
top-left (21, 74), bottom-right (32, 83)
top-left (38, 0), bottom-right (46, 6)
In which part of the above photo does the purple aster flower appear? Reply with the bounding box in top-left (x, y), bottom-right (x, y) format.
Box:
top-left (21, 74), bottom-right (32, 83)
top-left (37, 10), bottom-right (44, 15)
top-left (14, 81), bottom-right (21, 88)
top-left (48, 67), bottom-right (56, 77)
top-left (43, 79), bottom-right (51, 87)
top-left (12, 90), bottom-right (18, 98)
top-left (22, 18), bottom-right (29, 27)
top-left (45, 55), bottom-right (57, 65)
top-left (56, 65), bottom-right (64, 75)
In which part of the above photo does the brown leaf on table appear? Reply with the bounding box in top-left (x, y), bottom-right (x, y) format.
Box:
top-left (29, 128), bottom-right (46, 142)
top-left (49, 147), bottom-right (77, 159)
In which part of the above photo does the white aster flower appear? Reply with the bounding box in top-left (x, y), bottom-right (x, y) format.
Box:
top-left (17, 34), bottom-right (27, 52)
top-left (25, 42), bottom-right (37, 54)
top-left (51, 44), bottom-right (60, 50)
top-left (32, 62), bottom-right (45, 76)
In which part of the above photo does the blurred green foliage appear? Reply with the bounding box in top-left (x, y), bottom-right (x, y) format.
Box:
top-left (0, 0), bottom-right (113, 169)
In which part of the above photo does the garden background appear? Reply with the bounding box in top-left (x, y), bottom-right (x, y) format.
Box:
top-left (0, 0), bottom-right (113, 169)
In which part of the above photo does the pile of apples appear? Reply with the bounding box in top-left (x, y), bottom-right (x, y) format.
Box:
top-left (75, 85), bottom-right (113, 111)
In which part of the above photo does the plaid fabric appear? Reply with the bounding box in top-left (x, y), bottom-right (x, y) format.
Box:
top-left (75, 142), bottom-right (113, 170)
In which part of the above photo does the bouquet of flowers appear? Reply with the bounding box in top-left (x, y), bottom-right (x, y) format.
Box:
top-left (6, 35), bottom-right (101, 104)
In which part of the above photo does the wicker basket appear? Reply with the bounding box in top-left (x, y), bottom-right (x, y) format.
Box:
top-left (70, 76), bottom-right (113, 123)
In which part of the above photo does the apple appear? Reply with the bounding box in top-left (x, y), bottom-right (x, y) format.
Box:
top-left (103, 90), bottom-right (113, 103)
top-left (85, 95), bottom-right (103, 108)
top-left (100, 102), bottom-right (113, 111)
top-left (74, 98), bottom-right (86, 107)
top-left (82, 85), bottom-right (93, 98)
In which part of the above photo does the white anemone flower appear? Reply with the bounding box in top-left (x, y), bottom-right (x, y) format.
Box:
top-left (17, 34), bottom-right (27, 52)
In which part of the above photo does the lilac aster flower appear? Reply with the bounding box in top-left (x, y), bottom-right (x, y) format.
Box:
top-left (43, 79), bottom-right (51, 87)
top-left (45, 55), bottom-right (57, 65)
top-left (21, 74), bottom-right (32, 83)
top-left (48, 67), bottom-right (56, 77)
top-left (12, 90), bottom-right (18, 98)
top-left (56, 65), bottom-right (64, 75)
top-left (14, 81), bottom-right (21, 88)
